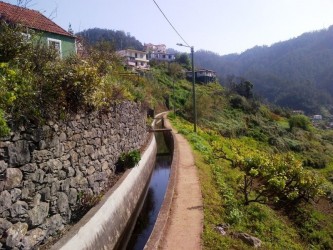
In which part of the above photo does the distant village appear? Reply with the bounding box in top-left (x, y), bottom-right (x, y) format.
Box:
top-left (116, 44), bottom-right (217, 84)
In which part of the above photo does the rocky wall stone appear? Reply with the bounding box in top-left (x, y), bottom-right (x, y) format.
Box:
top-left (0, 101), bottom-right (148, 249)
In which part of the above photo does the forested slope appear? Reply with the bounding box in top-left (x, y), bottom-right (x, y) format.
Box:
top-left (76, 28), bottom-right (144, 51)
top-left (195, 25), bottom-right (333, 114)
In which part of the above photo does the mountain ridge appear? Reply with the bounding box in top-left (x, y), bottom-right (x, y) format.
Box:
top-left (194, 25), bottom-right (333, 114)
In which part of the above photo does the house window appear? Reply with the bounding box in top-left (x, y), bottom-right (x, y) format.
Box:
top-left (47, 38), bottom-right (62, 57)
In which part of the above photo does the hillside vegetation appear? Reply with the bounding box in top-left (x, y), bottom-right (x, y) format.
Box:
top-left (0, 22), bottom-right (165, 136)
top-left (76, 28), bottom-right (144, 51)
top-left (149, 62), bottom-right (333, 249)
top-left (78, 25), bottom-right (333, 115)
top-left (194, 25), bottom-right (333, 115)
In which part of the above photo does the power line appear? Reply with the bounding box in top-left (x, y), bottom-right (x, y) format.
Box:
top-left (152, 0), bottom-right (190, 47)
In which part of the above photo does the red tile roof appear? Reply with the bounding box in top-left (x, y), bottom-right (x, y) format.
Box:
top-left (0, 1), bottom-right (73, 37)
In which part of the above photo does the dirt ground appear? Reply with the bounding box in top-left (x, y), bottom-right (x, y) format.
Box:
top-left (159, 120), bottom-right (204, 250)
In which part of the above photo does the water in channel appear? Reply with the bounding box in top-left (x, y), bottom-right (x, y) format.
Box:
top-left (126, 131), bottom-right (172, 250)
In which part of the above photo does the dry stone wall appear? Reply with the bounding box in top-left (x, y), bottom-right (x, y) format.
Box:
top-left (0, 101), bottom-right (148, 249)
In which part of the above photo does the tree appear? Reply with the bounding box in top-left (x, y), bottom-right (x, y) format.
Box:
top-left (168, 62), bottom-right (183, 79)
top-left (229, 78), bottom-right (254, 99)
top-left (0, 21), bottom-right (31, 62)
top-left (175, 53), bottom-right (190, 68)
top-left (212, 142), bottom-right (323, 207)
top-left (76, 28), bottom-right (144, 51)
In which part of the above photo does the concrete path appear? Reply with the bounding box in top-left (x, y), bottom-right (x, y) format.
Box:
top-left (160, 118), bottom-right (203, 250)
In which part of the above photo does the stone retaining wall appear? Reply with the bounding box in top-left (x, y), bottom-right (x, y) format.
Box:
top-left (52, 134), bottom-right (156, 250)
top-left (0, 101), bottom-right (148, 249)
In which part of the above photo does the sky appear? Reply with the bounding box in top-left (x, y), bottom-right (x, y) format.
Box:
top-left (3, 0), bottom-right (333, 55)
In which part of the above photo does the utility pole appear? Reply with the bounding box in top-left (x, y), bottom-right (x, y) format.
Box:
top-left (177, 43), bottom-right (197, 133)
top-left (191, 46), bottom-right (197, 132)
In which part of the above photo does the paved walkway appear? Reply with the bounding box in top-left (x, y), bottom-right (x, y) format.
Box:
top-left (160, 118), bottom-right (203, 250)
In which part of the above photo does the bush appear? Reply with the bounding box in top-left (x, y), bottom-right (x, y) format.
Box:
top-left (0, 109), bottom-right (10, 137)
top-left (289, 115), bottom-right (311, 131)
top-left (118, 150), bottom-right (141, 169)
top-left (268, 136), bottom-right (287, 150)
top-left (238, 152), bottom-right (324, 206)
top-left (303, 153), bottom-right (328, 169)
top-left (229, 95), bottom-right (249, 110)
top-left (212, 141), bottom-right (324, 206)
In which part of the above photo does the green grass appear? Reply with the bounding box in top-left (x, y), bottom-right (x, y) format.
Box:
top-left (157, 64), bottom-right (333, 249)
top-left (168, 115), bottom-right (328, 249)
top-left (277, 119), bottom-right (290, 130)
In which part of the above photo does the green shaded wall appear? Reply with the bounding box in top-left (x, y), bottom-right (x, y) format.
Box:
top-left (39, 31), bottom-right (76, 58)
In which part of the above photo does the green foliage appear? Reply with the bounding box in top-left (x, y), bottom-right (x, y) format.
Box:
top-left (167, 62), bottom-right (184, 79)
top-left (195, 27), bottom-right (333, 114)
top-left (213, 141), bottom-right (324, 206)
top-left (229, 95), bottom-right (246, 109)
top-left (0, 109), bottom-right (10, 136)
top-left (288, 115), bottom-right (311, 131)
top-left (162, 61), bottom-right (333, 249)
top-left (228, 78), bottom-right (254, 99)
top-left (77, 28), bottom-right (144, 51)
top-left (291, 206), bottom-right (333, 249)
top-left (119, 150), bottom-right (141, 169)
top-left (0, 22), bottom-right (162, 131)
top-left (234, 98), bottom-right (261, 114)
top-left (0, 21), bottom-right (33, 62)
top-left (71, 190), bottom-right (103, 222)
top-left (175, 53), bottom-right (190, 68)
top-left (303, 152), bottom-right (328, 169)
top-left (169, 115), bottom-right (305, 249)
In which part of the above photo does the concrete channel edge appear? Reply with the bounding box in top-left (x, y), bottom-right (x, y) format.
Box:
top-left (51, 132), bottom-right (157, 250)
top-left (144, 113), bottom-right (179, 249)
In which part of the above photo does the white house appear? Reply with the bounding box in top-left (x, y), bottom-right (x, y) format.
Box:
top-left (144, 43), bottom-right (175, 62)
top-left (144, 43), bottom-right (166, 53)
top-left (313, 115), bottom-right (323, 120)
top-left (117, 49), bottom-right (149, 71)
top-left (148, 53), bottom-right (176, 61)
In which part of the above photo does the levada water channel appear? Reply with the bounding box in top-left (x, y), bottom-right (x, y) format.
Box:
top-left (120, 124), bottom-right (172, 249)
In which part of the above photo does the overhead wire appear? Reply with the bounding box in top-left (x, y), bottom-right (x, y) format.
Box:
top-left (151, 0), bottom-right (190, 47)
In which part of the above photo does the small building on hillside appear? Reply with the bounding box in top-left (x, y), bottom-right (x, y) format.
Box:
top-left (186, 69), bottom-right (217, 84)
top-left (148, 53), bottom-right (176, 62)
top-left (0, 1), bottom-right (76, 58)
top-left (292, 110), bottom-right (305, 115)
top-left (117, 49), bottom-right (150, 71)
top-left (313, 115), bottom-right (323, 120)
top-left (144, 43), bottom-right (175, 62)
top-left (144, 43), bottom-right (167, 53)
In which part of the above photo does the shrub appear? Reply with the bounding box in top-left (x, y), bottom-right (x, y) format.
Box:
top-left (71, 190), bottom-right (103, 222)
top-left (288, 115), bottom-right (311, 131)
top-left (229, 95), bottom-right (248, 110)
top-left (303, 153), bottom-right (328, 169)
top-left (0, 109), bottom-right (10, 137)
top-left (268, 136), bottom-right (287, 150)
top-left (239, 152), bottom-right (324, 206)
top-left (212, 142), bottom-right (324, 206)
top-left (285, 138), bottom-right (305, 152)
top-left (118, 150), bottom-right (141, 169)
